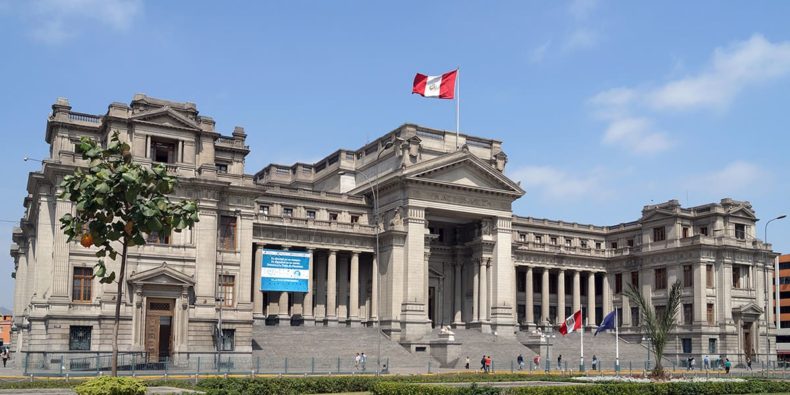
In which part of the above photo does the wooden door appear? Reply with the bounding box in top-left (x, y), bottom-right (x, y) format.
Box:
top-left (145, 299), bottom-right (174, 362)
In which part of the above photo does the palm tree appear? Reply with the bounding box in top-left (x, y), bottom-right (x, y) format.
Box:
top-left (624, 279), bottom-right (683, 378)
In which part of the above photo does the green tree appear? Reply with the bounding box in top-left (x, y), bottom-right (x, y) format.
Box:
top-left (624, 279), bottom-right (683, 378)
top-left (59, 132), bottom-right (198, 376)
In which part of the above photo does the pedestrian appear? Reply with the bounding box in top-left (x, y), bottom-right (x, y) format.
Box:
top-left (724, 358), bottom-right (731, 374)
top-left (360, 353), bottom-right (367, 371)
top-left (746, 356), bottom-right (752, 370)
top-left (557, 354), bottom-right (562, 370)
top-left (690, 356), bottom-right (696, 371)
top-left (517, 354), bottom-right (525, 370)
top-left (481, 355), bottom-right (487, 372)
top-left (687, 356), bottom-right (692, 371)
top-left (533, 354), bottom-right (541, 370)
top-left (465, 356), bottom-right (470, 370)
top-left (703, 355), bottom-right (710, 370)
top-left (485, 355), bottom-right (492, 373)
top-left (592, 355), bottom-right (598, 371)
top-left (1, 347), bottom-right (7, 368)
top-left (354, 353), bottom-right (360, 370)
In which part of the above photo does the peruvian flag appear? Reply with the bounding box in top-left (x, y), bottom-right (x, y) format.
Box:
top-left (559, 310), bottom-right (582, 335)
top-left (412, 70), bottom-right (458, 99)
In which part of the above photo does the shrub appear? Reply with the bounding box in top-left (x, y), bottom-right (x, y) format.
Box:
top-left (373, 382), bottom-right (500, 395)
top-left (74, 376), bottom-right (146, 395)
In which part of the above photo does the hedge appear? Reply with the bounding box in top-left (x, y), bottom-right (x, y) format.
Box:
top-left (74, 377), bottom-right (146, 395)
top-left (371, 380), bottom-right (790, 395)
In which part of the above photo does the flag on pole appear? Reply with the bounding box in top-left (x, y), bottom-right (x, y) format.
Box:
top-left (412, 70), bottom-right (458, 99)
top-left (559, 310), bottom-right (582, 335)
top-left (594, 310), bottom-right (616, 336)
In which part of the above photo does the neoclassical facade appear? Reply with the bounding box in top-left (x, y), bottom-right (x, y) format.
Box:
top-left (9, 95), bottom-right (779, 364)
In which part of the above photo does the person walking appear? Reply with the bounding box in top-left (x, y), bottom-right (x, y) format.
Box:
top-left (746, 356), bottom-right (753, 371)
top-left (480, 355), bottom-right (487, 372)
top-left (360, 353), bottom-right (367, 371)
top-left (517, 354), bottom-right (525, 370)
top-left (485, 355), bottom-right (492, 373)
top-left (724, 358), bottom-right (731, 374)
top-left (465, 356), bottom-right (470, 370)
top-left (687, 356), bottom-right (692, 371)
top-left (1, 347), bottom-right (8, 368)
top-left (354, 353), bottom-right (360, 370)
top-left (591, 355), bottom-right (598, 371)
top-left (703, 355), bottom-right (710, 370)
top-left (557, 354), bottom-right (562, 370)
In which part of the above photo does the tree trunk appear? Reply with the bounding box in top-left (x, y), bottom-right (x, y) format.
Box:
top-left (111, 241), bottom-right (129, 376)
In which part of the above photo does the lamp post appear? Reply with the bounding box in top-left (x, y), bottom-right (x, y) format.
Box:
top-left (642, 336), bottom-right (651, 370)
top-left (766, 214), bottom-right (786, 365)
top-left (541, 326), bottom-right (555, 372)
top-left (352, 140), bottom-right (395, 375)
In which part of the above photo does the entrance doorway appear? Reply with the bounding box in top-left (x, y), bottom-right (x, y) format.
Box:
top-left (743, 322), bottom-right (753, 359)
top-left (145, 298), bottom-right (174, 362)
top-left (428, 286), bottom-right (436, 328)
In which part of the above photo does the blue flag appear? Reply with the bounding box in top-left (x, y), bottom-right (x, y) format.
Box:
top-left (594, 310), bottom-right (616, 336)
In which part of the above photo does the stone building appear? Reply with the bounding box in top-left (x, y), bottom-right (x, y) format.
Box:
top-left (9, 95), bottom-right (779, 364)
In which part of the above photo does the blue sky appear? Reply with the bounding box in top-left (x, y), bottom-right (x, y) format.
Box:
top-left (1, 0), bottom-right (789, 308)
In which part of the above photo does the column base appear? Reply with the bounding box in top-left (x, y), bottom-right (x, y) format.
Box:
top-left (278, 315), bottom-right (291, 325)
top-left (302, 316), bottom-right (315, 326)
top-left (326, 317), bottom-right (339, 327)
top-left (451, 321), bottom-right (465, 329)
top-left (349, 318), bottom-right (362, 327)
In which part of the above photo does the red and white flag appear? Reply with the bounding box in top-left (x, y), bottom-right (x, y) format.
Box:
top-left (412, 70), bottom-right (458, 99)
top-left (559, 310), bottom-right (582, 335)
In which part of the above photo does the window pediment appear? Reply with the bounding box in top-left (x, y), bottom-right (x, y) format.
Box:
top-left (128, 262), bottom-right (195, 287)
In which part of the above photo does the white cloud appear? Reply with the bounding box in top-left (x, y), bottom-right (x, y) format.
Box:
top-left (648, 34), bottom-right (790, 111)
top-left (508, 165), bottom-right (611, 201)
top-left (563, 28), bottom-right (600, 51)
top-left (601, 117), bottom-right (672, 154)
top-left (588, 34), bottom-right (790, 154)
top-left (528, 41), bottom-right (551, 63)
top-left (686, 161), bottom-right (770, 198)
top-left (25, 0), bottom-right (142, 44)
top-left (568, 0), bottom-right (598, 20)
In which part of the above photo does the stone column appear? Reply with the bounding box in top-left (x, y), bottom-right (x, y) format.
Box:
top-left (350, 251), bottom-right (360, 326)
top-left (557, 269), bottom-right (566, 321)
top-left (526, 266), bottom-right (534, 325)
top-left (279, 246), bottom-right (291, 324)
top-left (304, 248), bottom-right (315, 324)
top-left (253, 246), bottom-right (264, 317)
top-left (587, 272), bottom-right (596, 326)
top-left (371, 255), bottom-right (378, 323)
top-left (453, 262), bottom-right (463, 325)
top-left (473, 261), bottom-right (479, 322)
top-left (602, 272), bottom-right (611, 317)
top-left (541, 268), bottom-right (550, 325)
top-left (326, 250), bottom-right (338, 326)
top-left (573, 270), bottom-right (581, 314)
top-left (479, 258), bottom-right (488, 322)
top-left (694, 262), bottom-right (705, 323)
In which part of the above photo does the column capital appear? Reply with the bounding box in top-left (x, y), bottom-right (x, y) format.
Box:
top-left (328, 249), bottom-right (338, 254)
top-left (351, 250), bottom-right (360, 257)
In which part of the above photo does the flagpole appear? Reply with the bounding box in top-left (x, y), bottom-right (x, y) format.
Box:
top-left (580, 315), bottom-right (585, 372)
top-left (615, 309), bottom-right (620, 374)
top-left (455, 67), bottom-right (460, 150)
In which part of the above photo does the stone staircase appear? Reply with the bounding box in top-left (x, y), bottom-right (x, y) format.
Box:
top-left (517, 328), bottom-right (672, 371)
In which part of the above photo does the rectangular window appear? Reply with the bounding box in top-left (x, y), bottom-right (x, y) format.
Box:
top-left (655, 268), bottom-right (667, 290)
top-left (631, 271), bottom-right (639, 288)
top-left (655, 305), bottom-right (667, 320)
top-left (683, 303), bottom-right (693, 325)
top-left (735, 224), bottom-right (746, 240)
top-left (700, 226), bottom-right (709, 236)
top-left (350, 215), bottom-right (359, 224)
top-left (215, 163), bottom-right (228, 174)
top-left (306, 210), bottom-right (316, 219)
top-left (259, 205), bottom-right (269, 215)
top-left (707, 303), bottom-right (715, 325)
top-left (682, 227), bottom-right (689, 238)
top-left (517, 272), bottom-right (526, 292)
top-left (708, 338), bottom-right (717, 354)
top-left (329, 212), bottom-right (338, 222)
top-left (69, 326), bottom-right (92, 351)
top-left (616, 307), bottom-right (623, 327)
top-left (282, 207), bottom-right (293, 217)
top-left (732, 266), bottom-right (741, 288)
top-left (615, 273), bottom-right (623, 294)
top-left (151, 140), bottom-right (177, 164)
top-left (72, 267), bottom-right (93, 302)
top-left (146, 230), bottom-right (170, 245)
top-left (220, 329), bottom-right (235, 351)
top-left (565, 239), bottom-right (571, 247)
top-left (219, 275), bottom-right (235, 307)
top-left (519, 233), bottom-right (526, 242)
top-left (631, 307), bottom-right (640, 327)
top-left (683, 265), bottom-right (693, 287)
top-left (627, 239), bottom-right (634, 247)
top-left (535, 235), bottom-right (543, 244)
top-left (682, 338), bottom-right (692, 354)
top-left (706, 265), bottom-right (714, 288)
top-left (580, 240), bottom-right (588, 248)
top-left (595, 242), bottom-right (602, 249)
top-left (218, 215), bottom-right (237, 251)
top-left (653, 227), bottom-right (666, 242)
top-left (550, 237), bottom-right (557, 245)
top-left (611, 242), bottom-right (618, 249)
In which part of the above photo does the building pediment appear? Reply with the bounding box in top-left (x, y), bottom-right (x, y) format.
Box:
top-left (403, 151), bottom-right (525, 198)
top-left (130, 106), bottom-right (201, 131)
top-left (732, 302), bottom-right (763, 320)
top-left (128, 262), bottom-right (195, 287)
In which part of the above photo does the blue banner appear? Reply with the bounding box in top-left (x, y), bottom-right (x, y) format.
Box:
top-left (261, 249), bottom-right (310, 292)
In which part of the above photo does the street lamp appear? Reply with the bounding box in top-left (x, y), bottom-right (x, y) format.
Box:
top-left (642, 336), bottom-right (651, 371)
top-left (766, 214), bottom-right (786, 365)
top-left (349, 139), bottom-right (396, 375)
top-left (541, 325), bottom-right (555, 372)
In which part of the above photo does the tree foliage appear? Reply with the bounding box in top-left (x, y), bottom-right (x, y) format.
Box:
top-left (59, 132), bottom-right (198, 284)
top-left (624, 279), bottom-right (683, 378)
top-left (58, 131), bottom-right (198, 375)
